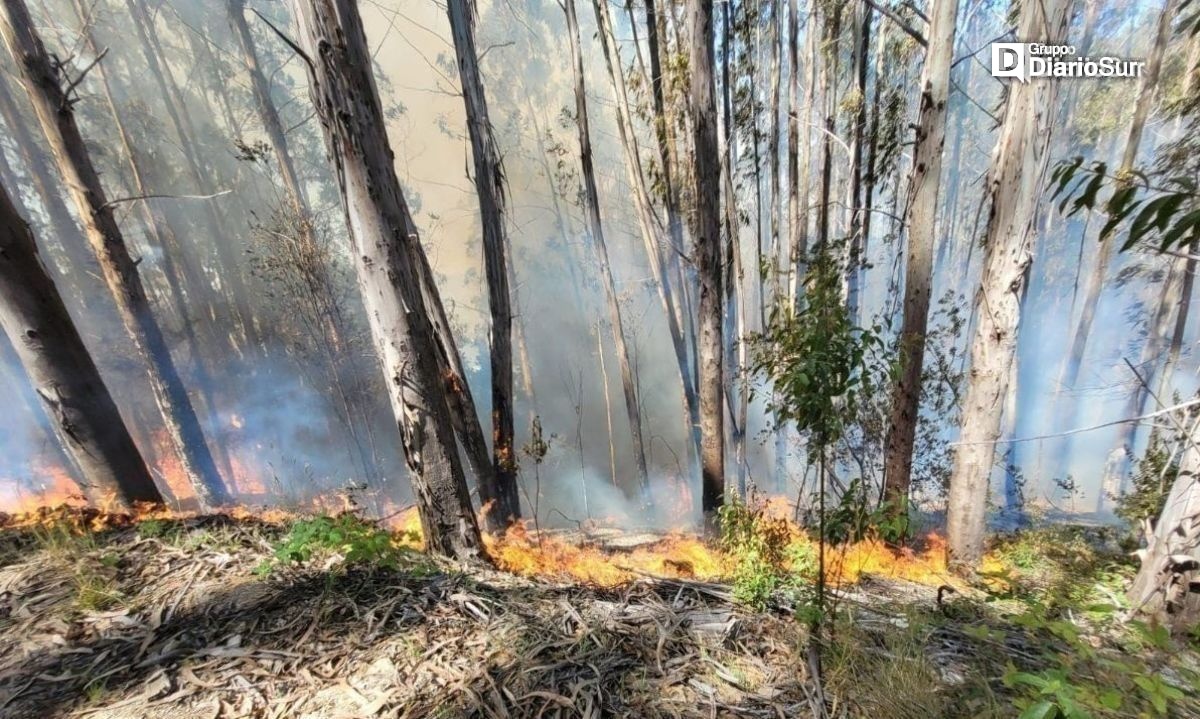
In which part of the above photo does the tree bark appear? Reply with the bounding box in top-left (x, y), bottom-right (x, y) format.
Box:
top-left (1, 0), bottom-right (231, 509)
top-left (564, 0), bottom-right (649, 497)
top-left (882, 0), bottom-right (959, 508)
top-left (845, 3), bottom-right (871, 322)
top-left (446, 0), bottom-right (519, 528)
top-left (0, 177), bottom-right (162, 509)
top-left (946, 0), bottom-right (1069, 568)
top-left (691, 0), bottom-right (725, 521)
top-left (0, 74), bottom-right (94, 301)
top-left (722, 0), bottom-right (749, 495)
top-left (644, 0), bottom-right (691, 338)
top-left (1128, 411), bottom-right (1200, 630)
top-left (291, 0), bottom-right (483, 560)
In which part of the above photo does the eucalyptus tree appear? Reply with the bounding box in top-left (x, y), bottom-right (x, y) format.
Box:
top-left (0, 0), bottom-right (231, 509)
top-left (289, 0), bottom-right (484, 559)
top-left (593, 0), bottom-right (700, 481)
top-left (445, 0), bottom-right (519, 526)
top-left (883, 0), bottom-right (961, 509)
top-left (562, 0), bottom-right (650, 498)
top-left (690, 0), bottom-right (725, 520)
top-left (946, 0), bottom-right (1071, 567)
top-left (0, 177), bottom-right (163, 509)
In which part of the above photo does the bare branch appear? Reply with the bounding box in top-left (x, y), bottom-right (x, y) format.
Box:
top-left (101, 189), bottom-right (231, 210)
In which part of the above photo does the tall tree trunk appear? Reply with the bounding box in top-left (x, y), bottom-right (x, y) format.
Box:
top-left (564, 0), bottom-right (649, 497)
top-left (67, 0), bottom-right (236, 489)
top-left (446, 0), bottom-right (519, 527)
top-left (860, 19), bottom-right (887, 264)
top-left (815, 4), bottom-right (841, 253)
top-left (226, 0), bottom-right (308, 217)
top-left (290, 0), bottom-right (483, 560)
top-left (124, 0), bottom-right (260, 353)
top-left (0, 75), bottom-right (94, 301)
top-left (592, 0), bottom-right (699, 478)
top-left (412, 245), bottom-right (499, 510)
top-left (720, 0), bottom-right (748, 495)
top-left (1052, 0), bottom-right (1177, 477)
top-left (845, 3), bottom-right (871, 321)
top-left (946, 0), bottom-right (1069, 568)
top-left (691, 0), bottom-right (725, 521)
top-left (785, 0), bottom-right (799, 298)
top-left (770, 0), bottom-right (789, 490)
top-left (644, 0), bottom-right (691, 334)
top-left (1, 0), bottom-right (231, 509)
top-left (0, 177), bottom-right (162, 509)
top-left (882, 0), bottom-right (959, 508)
top-left (791, 0), bottom-right (815, 300)
top-left (768, 3), bottom-right (783, 308)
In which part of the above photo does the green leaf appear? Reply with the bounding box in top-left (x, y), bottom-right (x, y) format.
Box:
top-left (1019, 700), bottom-right (1060, 719)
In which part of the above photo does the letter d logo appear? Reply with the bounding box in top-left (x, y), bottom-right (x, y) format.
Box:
top-left (991, 43), bottom-right (1027, 83)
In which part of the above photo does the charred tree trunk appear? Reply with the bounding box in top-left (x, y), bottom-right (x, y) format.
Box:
top-left (0, 0), bottom-right (231, 509)
top-left (691, 0), bottom-right (725, 521)
top-left (882, 0), bottom-right (959, 509)
top-left (564, 0), bottom-right (650, 498)
top-left (945, 0), bottom-right (1069, 568)
top-left (0, 178), bottom-right (162, 509)
top-left (413, 246), bottom-right (499, 512)
top-left (446, 0), bottom-right (519, 527)
top-left (291, 0), bottom-right (483, 560)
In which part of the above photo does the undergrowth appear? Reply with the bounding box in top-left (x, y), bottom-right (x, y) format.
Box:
top-left (257, 513), bottom-right (403, 576)
top-left (718, 498), bottom-right (815, 610)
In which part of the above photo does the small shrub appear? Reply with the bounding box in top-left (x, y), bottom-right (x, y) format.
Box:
top-left (266, 514), bottom-right (399, 573)
top-left (719, 498), bottom-right (812, 609)
top-left (1116, 438), bottom-right (1174, 528)
top-left (73, 569), bottom-right (124, 612)
top-left (824, 478), bottom-right (911, 545)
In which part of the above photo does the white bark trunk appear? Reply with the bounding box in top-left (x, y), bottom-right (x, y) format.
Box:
top-left (291, 0), bottom-right (483, 560)
top-left (946, 0), bottom-right (1069, 567)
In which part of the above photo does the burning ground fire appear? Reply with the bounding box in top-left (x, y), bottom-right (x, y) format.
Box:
top-left (386, 498), bottom-right (957, 589)
top-left (1, 454), bottom-right (955, 591)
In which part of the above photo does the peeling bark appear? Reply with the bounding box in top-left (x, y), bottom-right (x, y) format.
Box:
top-left (946, 0), bottom-right (1069, 568)
top-left (290, 0), bottom-right (483, 560)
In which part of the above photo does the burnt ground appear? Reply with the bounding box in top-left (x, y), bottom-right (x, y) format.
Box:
top-left (0, 510), bottom-right (827, 718)
top-left (0, 508), bottom-right (1194, 718)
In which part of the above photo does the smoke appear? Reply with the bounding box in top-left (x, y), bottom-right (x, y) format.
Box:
top-left (0, 0), bottom-right (1191, 524)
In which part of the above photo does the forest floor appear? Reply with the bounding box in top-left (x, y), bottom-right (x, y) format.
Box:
top-left (0, 506), bottom-right (1197, 718)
